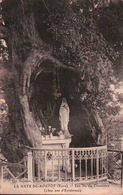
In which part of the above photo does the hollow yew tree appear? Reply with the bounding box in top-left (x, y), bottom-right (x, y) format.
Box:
top-left (1, 0), bottom-right (121, 162)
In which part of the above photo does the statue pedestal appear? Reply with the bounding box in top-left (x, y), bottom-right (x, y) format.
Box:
top-left (42, 135), bottom-right (71, 147)
top-left (41, 135), bottom-right (71, 175)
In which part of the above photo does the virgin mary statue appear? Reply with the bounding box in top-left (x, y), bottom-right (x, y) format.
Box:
top-left (59, 98), bottom-right (71, 137)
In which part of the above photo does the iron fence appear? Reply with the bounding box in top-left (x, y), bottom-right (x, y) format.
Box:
top-left (29, 146), bottom-right (107, 183)
top-left (0, 146), bottom-right (108, 185)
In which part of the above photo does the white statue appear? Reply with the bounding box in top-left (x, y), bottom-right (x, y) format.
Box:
top-left (59, 98), bottom-right (71, 137)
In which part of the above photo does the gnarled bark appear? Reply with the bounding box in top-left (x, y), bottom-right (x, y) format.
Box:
top-left (19, 48), bottom-right (74, 147)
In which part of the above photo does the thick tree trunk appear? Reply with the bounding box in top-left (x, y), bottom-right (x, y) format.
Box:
top-left (91, 109), bottom-right (106, 145)
top-left (1, 0), bottom-right (110, 163)
top-left (83, 107), bottom-right (106, 145)
top-left (19, 94), bottom-right (42, 148)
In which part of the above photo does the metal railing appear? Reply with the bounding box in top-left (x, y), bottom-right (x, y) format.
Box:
top-left (0, 146), bottom-right (107, 184)
top-left (27, 145), bottom-right (107, 183)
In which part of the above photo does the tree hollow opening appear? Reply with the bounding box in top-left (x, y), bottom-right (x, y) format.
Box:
top-left (29, 60), bottom-right (96, 147)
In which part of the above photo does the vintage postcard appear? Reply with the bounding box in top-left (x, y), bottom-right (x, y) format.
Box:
top-left (0, 0), bottom-right (123, 194)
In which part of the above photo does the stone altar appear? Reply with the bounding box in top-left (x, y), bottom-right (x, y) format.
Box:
top-left (41, 135), bottom-right (72, 174)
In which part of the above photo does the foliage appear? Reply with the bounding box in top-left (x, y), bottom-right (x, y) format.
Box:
top-left (0, 99), bottom-right (8, 135)
top-left (96, 0), bottom-right (123, 81)
top-left (31, 0), bottom-right (120, 112)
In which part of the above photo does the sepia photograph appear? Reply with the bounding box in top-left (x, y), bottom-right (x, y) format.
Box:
top-left (0, 0), bottom-right (123, 194)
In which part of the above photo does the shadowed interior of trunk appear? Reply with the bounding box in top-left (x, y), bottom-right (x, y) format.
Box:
top-left (28, 61), bottom-right (96, 147)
